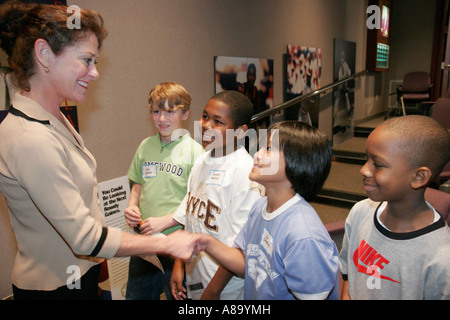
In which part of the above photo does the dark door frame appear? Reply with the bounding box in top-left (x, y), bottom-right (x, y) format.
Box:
top-left (430, 0), bottom-right (450, 99)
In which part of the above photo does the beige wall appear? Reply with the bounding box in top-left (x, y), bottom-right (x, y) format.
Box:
top-left (69, 0), bottom-right (354, 183)
top-left (0, 0), bottom-right (436, 298)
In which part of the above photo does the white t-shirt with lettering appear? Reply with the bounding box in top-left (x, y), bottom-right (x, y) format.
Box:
top-left (174, 147), bottom-right (263, 299)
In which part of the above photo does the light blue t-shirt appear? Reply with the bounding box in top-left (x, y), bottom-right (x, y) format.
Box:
top-left (234, 194), bottom-right (339, 300)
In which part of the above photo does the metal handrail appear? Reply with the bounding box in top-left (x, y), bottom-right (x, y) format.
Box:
top-left (251, 69), bottom-right (368, 123)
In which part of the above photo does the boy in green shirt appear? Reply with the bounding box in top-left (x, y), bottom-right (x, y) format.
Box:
top-left (124, 82), bottom-right (203, 299)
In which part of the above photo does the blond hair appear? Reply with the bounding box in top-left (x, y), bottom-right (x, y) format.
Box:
top-left (148, 82), bottom-right (191, 113)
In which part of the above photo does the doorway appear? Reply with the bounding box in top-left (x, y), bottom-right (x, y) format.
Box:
top-left (431, 0), bottom-right (450, 99)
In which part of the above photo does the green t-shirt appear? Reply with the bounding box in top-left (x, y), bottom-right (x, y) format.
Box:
top-left (128, 133), bottom-right (203, 235)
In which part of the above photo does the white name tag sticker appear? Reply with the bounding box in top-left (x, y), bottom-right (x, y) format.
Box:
top-left (260, 228), bottom-right (273, 256)
top-left (206, 170), bottom-right (226, 186)
top-left (143, 163), bottom-right (157, 178)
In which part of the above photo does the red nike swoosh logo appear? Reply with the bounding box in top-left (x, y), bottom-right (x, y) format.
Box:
top-left (353, 249), bottom-right (401, 284)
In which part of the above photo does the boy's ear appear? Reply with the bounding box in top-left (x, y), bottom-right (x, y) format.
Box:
top-left (235, 124), bottom-right (248, 139)
top-left (411, 167), bottom-right (432, 189)
top-left (182, 110), bottom-right (190, 121)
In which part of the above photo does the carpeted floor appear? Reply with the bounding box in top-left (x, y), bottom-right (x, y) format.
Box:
top-left (313, 160), bottom-right (367, 224)
top-left (331, 136), bottom-right (367, 156)
top-left (356, 116), bottom-right (385, 130)
top-left (312, 116), bottom-right (385, 225)
top-left (323, 161), bottom-right (365, 196)
top-left (311, 162), bottom-right (366, 224)
top-left (311, 201), bottom-right (352, 225)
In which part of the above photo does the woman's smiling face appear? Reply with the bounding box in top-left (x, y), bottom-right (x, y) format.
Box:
top-left (48, 31), bottom-right (100, 103)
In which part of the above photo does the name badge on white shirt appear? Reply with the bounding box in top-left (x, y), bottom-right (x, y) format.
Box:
top-left (143, 163), bottom-right (157, 178)
top-left (186, 277), bottom-right (205, 300)
top-left (206, 170), bottom-right (226, 186)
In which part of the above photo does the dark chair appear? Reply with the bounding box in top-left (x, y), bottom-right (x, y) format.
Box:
top-left (437, 161), bottom-right (450, 186)
top-left (430, 98), bottom-right (450, 190)
top-left (398, 72), bottom-right (433, 116)
top-left (431, 97), bottom-right (450, 129)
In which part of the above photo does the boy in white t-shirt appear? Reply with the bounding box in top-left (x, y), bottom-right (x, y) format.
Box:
top-left (147, 90), bottom-right (263, 300)
top-left (194, 121), bottom-right (340, 299)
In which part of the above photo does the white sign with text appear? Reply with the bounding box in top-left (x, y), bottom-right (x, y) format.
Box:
top-left (98, 176), bottom-right (131, 300)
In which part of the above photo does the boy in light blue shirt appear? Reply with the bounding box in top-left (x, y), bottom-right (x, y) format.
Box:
top-left (194, 121), bottom-right (339, 299)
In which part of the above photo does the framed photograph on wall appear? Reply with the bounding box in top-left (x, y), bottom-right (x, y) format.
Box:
top-left (332, 38), bottom-right (356, 146)
top-left (285, 45), bottom-right (322, 127)
top-left (286, 45), bottom-right (322, 99)
top-left (214, 56), bottom-right (273, 128)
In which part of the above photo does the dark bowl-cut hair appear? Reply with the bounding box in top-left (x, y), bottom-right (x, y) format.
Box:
top-left (270, 121), bottom-right (332, 201)
top-left (211, 90), bottom-right (253, 128)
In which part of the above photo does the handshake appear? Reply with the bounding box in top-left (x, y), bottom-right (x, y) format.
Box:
top-left (124, 207), bottom-right (213, 262)
top-left (124, 207), bottom-right (241, 275)
top-left (163, 229), bottom-right (244, 283)
top-left (164, 230), bottom-right (209, 262)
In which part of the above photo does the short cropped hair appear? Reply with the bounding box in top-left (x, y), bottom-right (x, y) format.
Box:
top-left (271, 120), bottom-right (332, 201)
top-left (381, 115), bottom-right (450, 180)
top-left (148, 82), bottom-right (191, 113)
top-left (210, 90), bottom-right (253, 128)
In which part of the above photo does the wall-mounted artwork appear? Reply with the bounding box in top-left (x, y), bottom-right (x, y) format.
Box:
top-left (214, 56), bottom-right (273, 128)
top-left (286, 45), bottom-right (322, 99)
top-left (60, 105), bottom-right (79, 132)
top-left (333, 38), bottom-right (356, 146)
top-left (285, 45), bottom-right (322, 127)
